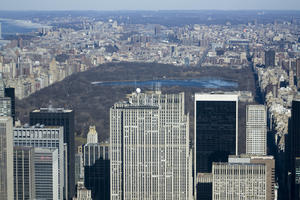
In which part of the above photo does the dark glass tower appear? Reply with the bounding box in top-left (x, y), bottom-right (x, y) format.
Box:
top-left (291, 100), bottom-right (300, 200)
top-left (265, 49), bottom-right (275, 67)
top-left (194, 93), bottom-right (238, 200)
top-left (5, 88), bottom-right (15, 125)
top-left (84, 158), bottom-right (110, 200)
top-left (29, 108), bottom-right (75, 200)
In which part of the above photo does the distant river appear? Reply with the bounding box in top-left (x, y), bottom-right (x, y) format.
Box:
top-left (91, 78), bottom-right (238, 88)
top-left (0, 19), bottom-right (50, 35)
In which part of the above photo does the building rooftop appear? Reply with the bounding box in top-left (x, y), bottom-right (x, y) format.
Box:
top-left (14, 123), bottom-right (63, 129)
top-left (32, 107), bottom-right (72, 113)
top-left (195, 92), bottom-right (239, 101)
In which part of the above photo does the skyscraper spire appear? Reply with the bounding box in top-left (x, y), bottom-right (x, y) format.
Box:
top-left (87, 126), bottom-right (98, 144)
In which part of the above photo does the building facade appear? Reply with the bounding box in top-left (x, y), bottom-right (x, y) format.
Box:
top-left (73, 181), bottom-right (92, 200)
top-left (13, 125), bottom-right (65, 200)
top-left (0, 116), bottom-right (14, 199)
top-left (265, 49), bottom-right (275, 67)
top-left (75, 146), bottom-right (84, 185)
top-left (213, 162), bottom-right (266, 199)
top-left (34, 148), bottom-right (59, 200)
top-left (246, 105), bottom-right (267, 155)
top-left (290, 99), bottom-right (300, 199)
top-left (83, 142), bottom-right (109, 166)
top-left (84, 158), bottom-right (110, 200)
top-left (87, 125), bottom-right (98, 144)
top-left (194, 93), bottom-right (238, 199)
top-left (29, 107), bottom-right (75, 199)
top-left (212, 155), bottom-right (275, 200)
top-left (5, 87), bottom-right (15, 124)
top-left (83, 142), bottom-right (110, 199)
top-left (297, 58), bottom-right (300, 90)
top-left (0, 73), bottom-right (12, 117)
top-left (110, 91), bottom-right (191, 200)
top-left (13, 146), bottom-right (36, 200)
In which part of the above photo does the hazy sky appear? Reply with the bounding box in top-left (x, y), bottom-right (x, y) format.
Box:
top-left (1, 0), bottom-right (300, 11)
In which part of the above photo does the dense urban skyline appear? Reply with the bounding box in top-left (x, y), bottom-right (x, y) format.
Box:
top-left (0, 8), bottom-right (300, 200)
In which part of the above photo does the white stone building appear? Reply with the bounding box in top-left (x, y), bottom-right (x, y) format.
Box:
top-left (246, 105), bottom-right (267, 155)
top-left (110, 90), bottom-right (192, 200)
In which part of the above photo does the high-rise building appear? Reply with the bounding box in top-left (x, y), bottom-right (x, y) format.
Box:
top-left (265, 49), bottom-right (275, 67)
top-left (250, 156), bottom-right (276, 199)
top-left (13, 146), bottom-right (36, 200)
top-left (29, 107), bottom-right (75, 199)
top-left (194, 93), bottom-right (238, 200)
top-left (289, 59), bottom-right (295, 87)
top-left (83, 142), bottom-right (109, 166)
top-left (212, 155), bottom-right (275, 200)
top-left (13, 125), bottom-right (65, 200)
top-left (87, 125), bottom-right (98, 144)
top-left (0, 22), bottom-right (2, 39)
top-left (83, 141), bottom-right (110, 199)
top-left (110, 90), bottom-right (191, 200)
top-left (75, 146), bottom-right (84, 185)
top-left (0, 116), bottom-right (14, 199)
top-left (154, 25), bottom-right (161, 36)
top-left (0, 73), bottom-right (12, 117)
top-left (290, 99), bottom-right (300, 199)
top-left (246, 105), bottom-right (267, 155)
top-left (84, 158), bottom-right (110, 200)
top-left (0, 73), bottom-right (15, 124)
top-left (64, 143), bottom-right (68, 199)
top-left (34, 148), bottom-right (59, 200)
top-left (5, 87), bottom-right (15, 124)
top-left (296, 59), bottom-right (300, 89)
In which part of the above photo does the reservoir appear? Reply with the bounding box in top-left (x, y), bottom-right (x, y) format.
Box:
top-left (91, 78), bottom-right (238, 88)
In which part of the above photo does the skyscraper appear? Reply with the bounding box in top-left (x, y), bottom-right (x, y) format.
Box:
top-left (83, 142), bottom-right (109, 166)
top-left (0, 116), bottom-right (14, 199)
top-left (13, 125), bottom-right (65, 200)
top-left (265, 49), bottom-right (275, 67)
top-left (110, 90), bottom-right (191, 200)
top-left (0, 22), bottom-right (2, 39)
top-left (83, 140), bottom-right (110, 199)
top-left (212, 155), bottom-right (275, 200)
top-left (75, 147), bottom-right (84, 185)
top-left (296, 58), bottom-right (300, 89)
top-left (30, 107), bottom-right (75, 199)
top-left (289, 59), bottom-right (295, 87)
top-left (194, 93), bottom-right (238, 200)
top-left (0, 73), bottom-right (15, 124)
top-left (5, 87), bottom-right (15, 124)
top-left (246, 105), bottom-right (267, 155)
top-left (87, 125), bottom-right (98, 144)
top-left (13, 146), bottom-right (36, 200)
top-left (84, 158), bottom-right (110, 200)
top-left (0, 73), bottom-right (12, 117)
top-left (290, 99), bottom-right (300, 199)
top-left (34, 148), bottom-right (59, 200)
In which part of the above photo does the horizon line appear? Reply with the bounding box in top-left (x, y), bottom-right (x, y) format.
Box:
top-left (0, 9), bottom-right (300, 12)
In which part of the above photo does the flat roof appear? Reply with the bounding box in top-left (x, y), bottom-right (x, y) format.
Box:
top-left (195, 92), bottom-right (239, 102)
top-left (32, 108), bottom-right (72, 113)
top-left (14, 125), bottom-right (63, 130)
